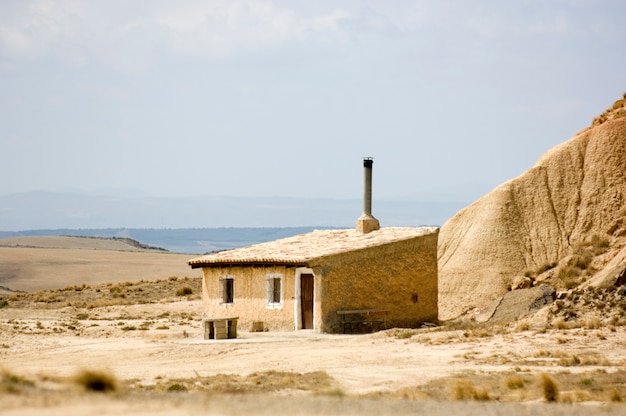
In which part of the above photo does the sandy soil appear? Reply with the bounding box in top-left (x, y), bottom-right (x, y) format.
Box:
top-left (2, 299), bottom-right (626, 415)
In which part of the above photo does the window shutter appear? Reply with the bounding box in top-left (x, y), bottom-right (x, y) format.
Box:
top-left (266, 278), bottom-right (272, 304)
top-left (273, 278), bottom-right (281, 303)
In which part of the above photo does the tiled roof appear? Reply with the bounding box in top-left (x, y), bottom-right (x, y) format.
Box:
top-left (188, 227), bottom-right (438, 268)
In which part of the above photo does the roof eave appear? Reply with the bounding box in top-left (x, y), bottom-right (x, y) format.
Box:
top-left (189, 260), bottom-right (309, 269)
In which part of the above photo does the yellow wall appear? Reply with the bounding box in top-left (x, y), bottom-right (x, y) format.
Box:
top-left (201, 265), bottom-right (297, 331)
top-left (310, 231), bottom-right (439, 333)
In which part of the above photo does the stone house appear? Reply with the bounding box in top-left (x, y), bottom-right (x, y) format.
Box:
top-left (188, 159), bottom-right (439, 333)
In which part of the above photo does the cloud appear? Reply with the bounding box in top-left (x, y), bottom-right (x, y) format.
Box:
top-left (77, 81), bottom-right (129, 102)
top-left (0, 0), bottom-right (356, 69)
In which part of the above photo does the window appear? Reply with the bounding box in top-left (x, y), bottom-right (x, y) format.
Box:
top-left (266, 274), bottom-right (282, 309)
top-left (220, 277), bottom-right (234, 304)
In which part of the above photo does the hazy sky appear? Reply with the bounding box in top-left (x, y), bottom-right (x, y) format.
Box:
top-left (1, 1), bottom-right (624, 202)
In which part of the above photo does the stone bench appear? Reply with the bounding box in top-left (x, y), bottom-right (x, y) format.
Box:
top-left (202, 316), bottom-right (238, 340)
top-left (337, 309), bottom-right (388, 334)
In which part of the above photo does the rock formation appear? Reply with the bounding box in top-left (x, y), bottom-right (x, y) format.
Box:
top-left (438, 95), bottom-right (626, 321)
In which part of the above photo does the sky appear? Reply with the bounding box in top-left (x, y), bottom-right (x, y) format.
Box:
top-left (1, 0), bottom-right (624, 203)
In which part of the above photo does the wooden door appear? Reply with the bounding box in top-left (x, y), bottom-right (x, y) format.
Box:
top-left (300, 274), bottom-right (314, 329)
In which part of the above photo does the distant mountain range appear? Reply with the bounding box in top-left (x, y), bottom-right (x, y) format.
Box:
top-left (0, 191), bottom-right (470, 253)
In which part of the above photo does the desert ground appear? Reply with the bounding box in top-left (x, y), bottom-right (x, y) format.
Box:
top-left (0, 236), bottom-right (197, 292)
top-left (2, 239), bottom-right (626, 415)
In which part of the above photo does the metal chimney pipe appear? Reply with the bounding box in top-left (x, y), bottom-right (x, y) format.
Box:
top-left (363, 157), bottom-right (374, 216)
top-left (356, 157), bottom-right (380, 234)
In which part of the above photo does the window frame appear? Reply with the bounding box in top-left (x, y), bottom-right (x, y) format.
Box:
top-left (265, 273), bottom-right (283, 309)
top-left (220, 276), bottom-right (234, 305)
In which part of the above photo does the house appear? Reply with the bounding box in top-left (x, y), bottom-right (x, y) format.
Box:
top-left (188, 158), bottom-right (439, 334)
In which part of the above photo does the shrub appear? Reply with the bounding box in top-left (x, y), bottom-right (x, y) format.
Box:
top-left (176, 286), bottom-right (193, 296)
top-left (1, 371), bottom-right (35, 393)
top-left (610, 388), bottom-right (622, 402)
top-left (572, 254), bottom-right (592, 270)
top-left (575, 235), bottom-right (610, 256)
top-left (451, 380), bottom-right (490, 401)
top-left (505, 376), bottom-right (525, 389)
top-left (541, 373), bottom-right (559, 402)
top-left (0, 299), bottom-right (8, 309)
top-left (167, 383), bottom-right (188, 392)
top-left (558, 265), bottom-right (580, 283)
top-left (74, 370), bottom-right (117, 392)
top-left (536, 262), bottom-right (557, 275)
top-left (583, 316), bottom-right (601, 329)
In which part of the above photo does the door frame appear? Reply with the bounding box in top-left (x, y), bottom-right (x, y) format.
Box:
top-left (294, 267), bottom-right (315, 330)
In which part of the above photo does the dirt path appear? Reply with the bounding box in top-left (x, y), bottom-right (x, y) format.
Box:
top-left (3, 303), bottom-right (626, 414)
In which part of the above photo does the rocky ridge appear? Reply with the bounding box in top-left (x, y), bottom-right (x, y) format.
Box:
top-left (438, 94), bottom-right (626, 321)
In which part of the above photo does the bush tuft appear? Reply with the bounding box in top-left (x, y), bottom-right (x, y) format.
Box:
top-left (167, 383), bottom-right (188, 392)
top-left (176, 286), bottom-right (193, 296)
top-left (74, 370), bottom-right (117, 392)
top-left (541, 373), bottom-right (559, 402)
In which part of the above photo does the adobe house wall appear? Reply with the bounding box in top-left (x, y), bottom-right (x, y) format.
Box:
top-left (310, 231), bottom-right (439, 333)
top-left (201, 265), bottom-right (297, 331)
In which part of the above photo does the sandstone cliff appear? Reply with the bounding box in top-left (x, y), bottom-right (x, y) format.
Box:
top-left (438, 96), bottom-right (626, 321)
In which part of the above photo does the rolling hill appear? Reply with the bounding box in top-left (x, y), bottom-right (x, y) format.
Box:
top-left (438, 94), bottom-right (626, 320)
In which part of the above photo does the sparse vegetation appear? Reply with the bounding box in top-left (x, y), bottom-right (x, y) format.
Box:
top-left (505, 375), bottom-right (525, 390)
top-left (0, 370), bottom-right (35, 393)
top-left (451, 379), bottom-right (491, 401)
top-left (175, 286), bottom-right (193, 296)
top-left (525, 262), bottom-right (557, 278)
top-left (166, 383), bottom-right (187, 392)
top-left (593, 93), bottom-right (626, 124)
top-left (149, 370), bottom-right (337, 395)
top-left (2, 277), bottom-right (202, 310)
top-left (548, 234), bottom-right (612, 290)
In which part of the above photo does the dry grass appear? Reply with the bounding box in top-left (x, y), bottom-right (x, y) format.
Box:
top-left (144, 370), bottom-right (339, 395)
top-left (541, 373), bottom-right (559, 402)
top-left (525, 262), bottom-right (557, 278)
top-left (593, 93), bottom-right (626, 125)
top-left (175, 286), bottom-right (193, 296)
top-left (542, 234), bottom-right (612, 290)
top-left (5, 276), bottom-right (202, 310)
top-left (0, 370), bottom-right (35, 393)
top-left (384, 369), bottom-right (626, 403)
top-left (450, 379), bottom-right (491, 401)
